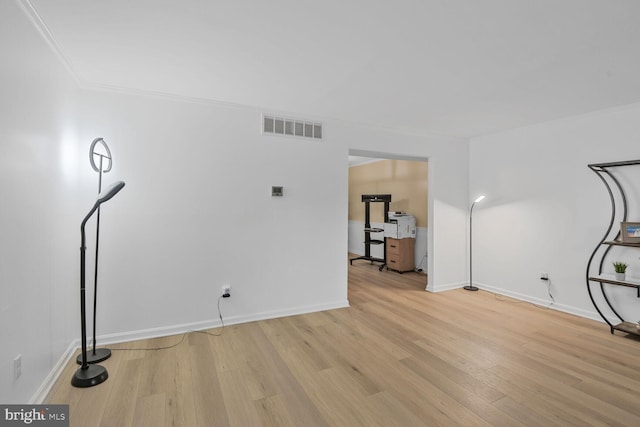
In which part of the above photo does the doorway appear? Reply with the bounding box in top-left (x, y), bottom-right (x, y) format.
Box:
top-left (347, 150), bottom-right (428, 290)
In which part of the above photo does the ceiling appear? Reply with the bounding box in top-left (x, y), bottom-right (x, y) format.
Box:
top-left (25, 0), bottom-right (640, 139)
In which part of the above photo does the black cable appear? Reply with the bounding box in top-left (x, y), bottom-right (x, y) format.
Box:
top-left (491, 292), bottom-right (525, 304)
top-left (483, 284), bottom-right (555, 310)
top-left (546, 279), bottom-right (556, 306)
top-left (111, 296), bottom-right (226, 351)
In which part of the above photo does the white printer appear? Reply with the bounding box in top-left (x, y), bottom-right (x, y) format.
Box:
top-left (384, 212), bottom-right (416, 239)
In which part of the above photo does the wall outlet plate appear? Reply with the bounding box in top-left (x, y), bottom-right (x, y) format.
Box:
top-left (222, 284), bottom-right (231, 297)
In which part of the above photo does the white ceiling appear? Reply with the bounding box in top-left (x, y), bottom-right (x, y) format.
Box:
top-left (25, 0), bottom-right (640, 139)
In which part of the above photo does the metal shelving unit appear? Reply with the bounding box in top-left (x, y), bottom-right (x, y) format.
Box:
top-left (350, 194), bottom-right (391, 271)
top-left (586, 159), bottom-right (640, 336)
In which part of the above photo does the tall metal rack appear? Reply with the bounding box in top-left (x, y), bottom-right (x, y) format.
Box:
top-left (586, 159), bottom-right (640, 336)
top-left (350, 194), bottom-right (391, 271)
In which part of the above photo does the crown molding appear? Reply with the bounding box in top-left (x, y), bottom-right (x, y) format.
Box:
top-left (17, 0), bottom-right (466, 143)
top-left (17, 0), bottom-right (84, 86)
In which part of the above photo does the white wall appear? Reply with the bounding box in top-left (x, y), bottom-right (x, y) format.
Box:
top-left (73, 92), bottom-right (469, 337)
top-left (470, 105), bottom-right (640, 323)
top-left (0, 0), bottom-right (83, 404)
top-left (1, 1), bottom-right (470, 403)
top-left (74, 90), bottom-right (351, 339)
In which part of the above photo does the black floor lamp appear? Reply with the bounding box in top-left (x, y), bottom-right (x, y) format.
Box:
top-left (464, 195), bottom-right (485, 292)
top-left (72, 180), bottom-right (125, 388)
top-left (77, 138), bottom-right (113, 365)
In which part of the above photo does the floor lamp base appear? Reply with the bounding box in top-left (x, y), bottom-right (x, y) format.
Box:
top-left (463, 285), bottom-right (479, 291)
top-left (76, 347), bottom-right (111, 364)
top-left (71, 364), bottom-right (108, 388)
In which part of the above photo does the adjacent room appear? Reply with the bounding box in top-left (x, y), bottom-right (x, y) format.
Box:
top-left (347, 155), bottom-right (428, 284)
top-left (3, 0), bottom-right (640, 425)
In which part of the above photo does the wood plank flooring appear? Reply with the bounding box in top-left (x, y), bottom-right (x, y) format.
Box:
top-left (46, 255), bottom-right (640, 426)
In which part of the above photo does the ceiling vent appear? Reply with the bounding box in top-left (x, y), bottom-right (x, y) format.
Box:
top-left (263, 114), bottom-right (323, 140)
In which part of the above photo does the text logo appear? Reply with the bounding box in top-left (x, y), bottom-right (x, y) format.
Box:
top-left (0, 405), bottom-right (68, 426)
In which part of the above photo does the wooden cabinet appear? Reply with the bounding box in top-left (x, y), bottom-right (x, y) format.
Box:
top-left (386, 238), bottom-right (415, 273)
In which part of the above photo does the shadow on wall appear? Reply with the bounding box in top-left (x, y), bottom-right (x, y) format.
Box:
top-left (391, 198), bottom-right (410, 212)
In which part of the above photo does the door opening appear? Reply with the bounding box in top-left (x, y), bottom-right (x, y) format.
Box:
top-left (347, 151), bottom-right (428, 291)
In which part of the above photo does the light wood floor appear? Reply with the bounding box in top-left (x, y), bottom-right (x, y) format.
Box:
top-left (47, 256), bottom-right (640, 426)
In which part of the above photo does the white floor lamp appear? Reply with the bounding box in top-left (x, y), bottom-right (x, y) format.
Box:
top-left (464, 195), bottom-right (485, 291)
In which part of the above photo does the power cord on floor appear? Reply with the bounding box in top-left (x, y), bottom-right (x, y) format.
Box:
top-left (483, 280), bottom-right (555, 310)
top-left (111, 296), bottom-right (226, 351)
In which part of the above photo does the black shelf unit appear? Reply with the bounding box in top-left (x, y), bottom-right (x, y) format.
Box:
top-left (586, 159), bottom-right (640, 336)
top-left (350, 194), bottom-right (391, 271)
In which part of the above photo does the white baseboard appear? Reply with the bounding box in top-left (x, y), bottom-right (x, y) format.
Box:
top-left (476, 282), bottom-right (606, 323)
top-left (96, 300), bottom-right (349, 346)
top-left (428, 280), bottom-right (606, 324)
top-left (429, 281), bottom-right (467, 293)
top-left (30, 340), bottom-right (79, 404)
top-left (33, 300), bottom-right (349, 403)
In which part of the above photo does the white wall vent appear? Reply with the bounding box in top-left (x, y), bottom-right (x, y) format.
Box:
top-left (263, 114), bottom-right (323, 140)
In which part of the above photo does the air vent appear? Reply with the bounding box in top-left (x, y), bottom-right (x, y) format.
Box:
top-left (263, 114), bottom-right (323, 140)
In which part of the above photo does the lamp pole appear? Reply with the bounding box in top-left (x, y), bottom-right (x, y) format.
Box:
top-left (78, 138), bottom-right (113, 365)
top-left (464, 195), bottom-right (485, 291)
top-left (72, 181), bottom-right (125, 387)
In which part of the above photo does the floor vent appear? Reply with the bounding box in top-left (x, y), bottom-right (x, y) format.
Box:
top-left (263, 114), bottom-right (323, 140)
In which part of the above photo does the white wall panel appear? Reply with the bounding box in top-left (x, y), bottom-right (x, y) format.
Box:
top-left (0, 0), bottom-right (82, 404)
top-left (470, 105), bottom-right (640, 322)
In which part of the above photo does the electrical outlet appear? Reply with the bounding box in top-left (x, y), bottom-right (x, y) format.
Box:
top-left (13, 354), bottom-right (22, 381)
top-left (222, 284), bottom-right (231, 298)
top-left (540, 272), bottom-right (549, 281)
